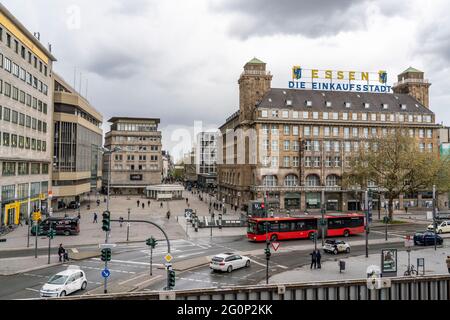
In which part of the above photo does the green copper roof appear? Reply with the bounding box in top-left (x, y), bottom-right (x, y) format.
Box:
top-left (401, 66), bottom-right (423, 74)
top-left (247, 57), bottom-right (265, 64)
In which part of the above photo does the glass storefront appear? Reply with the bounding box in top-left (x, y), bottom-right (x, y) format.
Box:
top-left (306, 192), bottom-right (321, 209)
top-left (284, 193), bottom-right (300, 209)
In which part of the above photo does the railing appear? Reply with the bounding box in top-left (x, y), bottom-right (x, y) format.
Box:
top-left (394, 78), bottom-right (429, 86)
top-left (58, 274), bottom-right (450, 300)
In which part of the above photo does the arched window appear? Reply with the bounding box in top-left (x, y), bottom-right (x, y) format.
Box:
top-left (284, 174), bottom-right (298, 186)
top-left (326, 175), bottom-right (339, 187)
top-left (263, 175), bottom-right (278, 186)
top-left (306, 175), bottom-right (320, 187)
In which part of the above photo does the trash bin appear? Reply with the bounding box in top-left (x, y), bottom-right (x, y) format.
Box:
top-left (339, 260), bottom-right (345, 273)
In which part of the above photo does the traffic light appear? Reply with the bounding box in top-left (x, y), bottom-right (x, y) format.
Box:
top-left (102, 211), bottom-right (110, 232)
top-left (168, 270), bottom-right (176, 289)
top-left (47, 228), bottom-right (56, 239)
top-left (101, 248), bottom-right (112, 262)
top-left (146, 237), bottom-right (157, 248)
top-left (264, 247), bottom-right (271, 260)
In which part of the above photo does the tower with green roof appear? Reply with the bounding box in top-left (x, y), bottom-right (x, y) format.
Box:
top-left (238, 58), bottom-right (273, 123)
top-left (393, 66), bottom-right (431, 108)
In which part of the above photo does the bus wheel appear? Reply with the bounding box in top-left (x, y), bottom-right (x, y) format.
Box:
top-left (343, 230), bottom-right (350, 237)
top-left (270, 234), bottom-right (278, 242)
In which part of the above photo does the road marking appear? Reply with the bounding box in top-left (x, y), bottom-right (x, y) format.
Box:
top-left (248, 258), bottom-right (266, 267)
top-left (81, 265), bottom-right (136, 274)
top-left (178, 251), bottom-right (205, 258)
top-left (91, 258), bottom-right (164, 267)
top-left (371, 230), bottom-right (405, 238)
top-left (25, 288), bottom-right (40, 293)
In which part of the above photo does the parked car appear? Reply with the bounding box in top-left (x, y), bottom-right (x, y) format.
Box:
top-left (413, 231), bottom-right (443, 246)
top-left (31, 217), bottom-right (80, 236)
top-left (40, 266), bottom-right (87, 298)
top-left (210, 253), bottom-right (250, 273)
top-left (323, 240), bottom-right (351, 254)
top-left (67, 201), bottom-right (80, 209)
top-left (427, 220), bottom-right (450, 234)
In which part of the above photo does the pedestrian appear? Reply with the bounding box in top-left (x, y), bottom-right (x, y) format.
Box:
top-left (119, 216), bottom-right (124, 227)
top-left (93, 212), bottom-right (98, 223)
top-left (148, 200), bottom-right (150, 207)
top-left (160, 202), bottom-right (163, 208)
top-left (316, 249), bottom-right (322, 269)
top-left (142, 203), bottom-right (145, 209)
top-left (96, 199), bottom-right (100, 206)
top-left (405, 206), bottom-right (408, 214)
top-left (137, 200), bottom-right (140, 207)
top-left (167, 211), bottom-right (171, 220)
top-left (310, 250), bottom-right (317, 269)
top-left (77, 211), bottom-right (81, 219)
top-left (446, 256), bottom-right (450, 274)
top-left (58, 244), bottom-right (65, 262)
top-left (186, 198), bottom-right (189, 204)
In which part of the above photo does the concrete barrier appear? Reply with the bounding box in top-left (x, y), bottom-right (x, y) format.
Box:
top-left (56, 274), bottom-right (450, 300)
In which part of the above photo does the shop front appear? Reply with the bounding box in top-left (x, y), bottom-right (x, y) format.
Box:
top-left (306, 192), bottom-right (321, 209)
top-left (326, 193), bottom-right (340, 211)
top-left (284, 192), bottom-right (301, 209)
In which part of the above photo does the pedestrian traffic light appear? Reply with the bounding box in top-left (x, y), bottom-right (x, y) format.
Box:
top-left (47, 229), bottom-right (56, 239)
top-left (101, 248), bottom-right (111, 262)
top-left (264, 247), bottom-right (271, 259)
top-left (102, 211), bottom-right (110, 232)
top-left (168, 270), bottom-right (176, 288)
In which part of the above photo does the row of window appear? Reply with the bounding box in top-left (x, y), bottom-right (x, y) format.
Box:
top-left (0, 78), bottom-right (48, 113)
top-left (113, 136), bottom-right (160, 142)
top-left (115, 155), bottom-right (159, 161)
top-left (0, 27), bottom-right (49, 77)
top-left (1, 54), bottom-right (48, 96)
top-left (115, 145), bottom-right (160, 152)
top-left (1, 132), bottom-right (47, 151)
top-left (113, 164), bottom-right (159, 170)
top-left (261, 124), bottom-right (434, 139)
top-left (261, 174), bottom-right (340, 187)
top-left (0, 106), bottom-right (47, 132)
top-left (114, 123), bottom-right (158, 132)
top-left (2, 161), bottom-right (49, 176)
top-left (260, 109), bottom-right (433, 123)
top-left (1, 181), bottom-right (48, 202)
top-left (262, 139), bottom-right (434, 153)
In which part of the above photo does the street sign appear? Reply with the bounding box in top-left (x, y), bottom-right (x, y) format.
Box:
top-left (404, 236), bottom-right (414, 248)
top-left (101, 269), bottom-right (110, 278)
top-left (164, 254), bottom-right (173, 263)
top-left (271, 242), bottom-right (280, 251)
top-left (32, 212), bottom-right (41, 221)
top-left (99, 243), bottom-right (117, 249)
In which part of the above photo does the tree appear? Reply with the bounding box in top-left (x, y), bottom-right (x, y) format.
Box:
top-left (344, 127), bottom-right (450, 219)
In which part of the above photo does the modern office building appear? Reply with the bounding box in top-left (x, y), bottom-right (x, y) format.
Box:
top-left (103, 117), bottom-right (162, 195)
top-left (217, 58), bottom-right (442, 211)
top-left (51, 73), bottom-right (103, 209)
top-left (196, 131), bottom-right (218, 190)
top-left (0, 4), bottom-right (56, 226)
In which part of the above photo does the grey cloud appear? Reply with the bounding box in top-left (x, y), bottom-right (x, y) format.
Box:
top-left (211, 0), bottom-right (410, 39)
top-left (85, 49), bottom-right (143, 79)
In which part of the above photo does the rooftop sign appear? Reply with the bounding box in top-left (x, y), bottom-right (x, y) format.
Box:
top-left (288, 66), bottom-right (391, 93)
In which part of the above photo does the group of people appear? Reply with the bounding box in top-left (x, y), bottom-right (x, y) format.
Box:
top-left (136, 200), bottom-right (151, 209)
top-left (310, 249), bottom-right (322, 269)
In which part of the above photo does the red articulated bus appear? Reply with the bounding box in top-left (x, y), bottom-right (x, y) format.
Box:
top-left (247, 213), bottom-right (365, 242)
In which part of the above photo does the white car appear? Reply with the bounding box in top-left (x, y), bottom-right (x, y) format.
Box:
top-left (210, 253), bottom-right (250, 273)
top-left (323, 240), bottom-right (351, 254)
top-left (427, 221), bottom-right (450, 234)
top-left (40, 266), bottom-right (88, 298)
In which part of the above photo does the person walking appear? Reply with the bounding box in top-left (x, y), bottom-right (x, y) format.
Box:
top-left (142, 203), bottom-right (145, 209)
top-left (93, 212), bottom-right (98, 223)
top-left (166, 211), bottom-right (171, 220)
top-left (405, 206), bottom-right (408, 214)
top-left (446, 256), bottom-right (450, 274)
top-left (137, 200), bottom-right (140, 207)
top-left (96, 199), bottom-right (100, 206)
top-left (119, 216), bottom-right (124, 227)
top-left (77, 211), bottom-right (81, 219)
top-left (310, 250), bottom-right (317, 269)
top-left (316, 249), bottom-right (322, 269)
top-left (186, 198), bottom-right (189, 204)
top-left (148, 200), bottom-right (150, 207)
top-left (58, 244), bottom-right (65, 262)
top-left (160, 202), bottom-right (163, 208)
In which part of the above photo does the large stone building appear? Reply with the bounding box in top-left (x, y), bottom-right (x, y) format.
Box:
top-left (217, 58), bottom-right (442, 212)
top-left (0, 4), bottom-right (56, 226)
top-left (103, 117), bottom-right (162, 195)
top-left (51, 73), bottom-right (103, 209)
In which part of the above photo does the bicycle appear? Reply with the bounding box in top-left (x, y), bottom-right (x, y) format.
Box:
top-left (404, 264), bottom-right (418, 276)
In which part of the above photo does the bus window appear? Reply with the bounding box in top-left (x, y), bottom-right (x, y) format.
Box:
top-left (279, 222), bottom-right (290, 232)
top-left (257, 221), bottom-right (278, 234)
top-left (349, 217), bottom-right (364, 227)
top-left (247, 221), bottom-right (257, 234)
top-left (328, 218), bottom-right (345, 229)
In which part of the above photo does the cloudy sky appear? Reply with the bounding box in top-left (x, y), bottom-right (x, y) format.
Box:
top-left (3, 0), bottom-right (450, 161)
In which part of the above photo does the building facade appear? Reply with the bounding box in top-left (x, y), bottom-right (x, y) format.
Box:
top-left (217, 58), bottom-right (442, 212)
top-left (0, 4), bottom-right (56, 225)
top-left (51, 73), bottom-right (103, 209)
top-left (196, 131), bottom-right (218, 190)
top-left (103, 117), bottom-right (162, 195)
